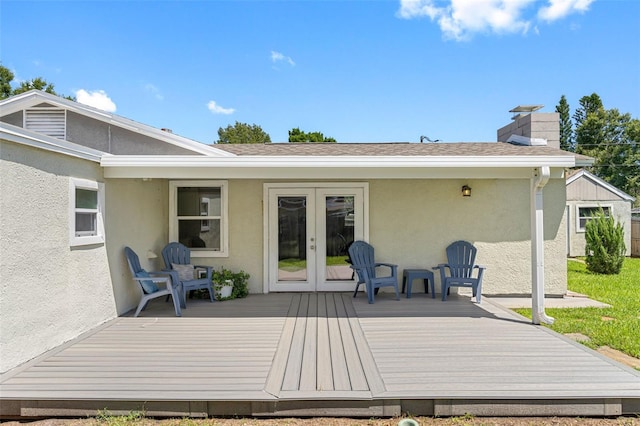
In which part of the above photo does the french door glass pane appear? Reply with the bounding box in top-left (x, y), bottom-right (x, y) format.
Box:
top-left (278, 196), bottom-right (307, 281)
top-left (325, 196), bottom-right (355, 281)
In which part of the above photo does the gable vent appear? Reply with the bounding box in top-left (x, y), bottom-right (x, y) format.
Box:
top-left (25, 108), bottom-right (66, 139)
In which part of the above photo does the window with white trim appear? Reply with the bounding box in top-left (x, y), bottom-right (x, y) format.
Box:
top-left (577, 205), bottom-right (611, 232)
top-left (69, 178), bottom-right (105, 246)
top-left (170, 181), bottom-right (228, 257)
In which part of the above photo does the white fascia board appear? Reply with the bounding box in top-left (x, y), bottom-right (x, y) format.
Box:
top-left (0, 90), bottom-right (231, 157)
top-left (1, 122), bottom-right (104, 162)
top-left (101, 154), bottom-right (576, 169)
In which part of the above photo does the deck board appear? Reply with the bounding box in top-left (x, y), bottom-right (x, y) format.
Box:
top-left (1, 292), bottom-right (639, 417)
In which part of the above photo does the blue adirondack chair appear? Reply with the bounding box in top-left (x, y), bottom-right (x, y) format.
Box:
top-left (124, 247), bottom-right (182, 317)
top-left (161, 242), bottom-right (215, 308)
top-left (434, 240), bottom-right (485, 303)
top-left (348, 240), bottom-right (400, 304)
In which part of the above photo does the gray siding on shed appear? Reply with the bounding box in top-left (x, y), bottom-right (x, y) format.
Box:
top-left (567, 177), bottom-right (628, 202)
top-left (566, 174), bottom-right (633, 257)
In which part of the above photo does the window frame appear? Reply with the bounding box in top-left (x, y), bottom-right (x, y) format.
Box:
top-left (169, 180), bottom-right (229, 258)
top-left (576, 204), bottom-right (612, 233)
top-left (69, 178), bottom-right (105, 247)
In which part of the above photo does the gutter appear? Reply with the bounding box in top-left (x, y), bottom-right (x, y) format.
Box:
top-left (531, 166), bottom-right (554, 325)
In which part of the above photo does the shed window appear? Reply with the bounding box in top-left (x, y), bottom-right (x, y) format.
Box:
top-left (577, 206), bottom-right (611, 232)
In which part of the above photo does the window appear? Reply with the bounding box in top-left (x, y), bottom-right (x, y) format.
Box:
top-left (170, 181), bottom-right (228, 257)
top-left (577, 205), bottom-right (611, 232)
top-left (69, 178), bottom-right (105, 246)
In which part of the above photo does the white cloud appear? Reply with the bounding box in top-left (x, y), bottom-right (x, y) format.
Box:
top-left (538, 0), bottom-right (594, 22)
top-left (271, 51), bottom-right (295, 66)
top-left (397, 0), bottom-right (594, 41)
top-left (144, 83), bottom-right (164, 101)
top-left (207, 100), bottom-right (235, 115)
top-left (75, 89), bottom-right (116, 112)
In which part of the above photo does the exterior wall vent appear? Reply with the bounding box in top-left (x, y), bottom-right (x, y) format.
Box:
top-left (24, 108), bottom-right (66, 139)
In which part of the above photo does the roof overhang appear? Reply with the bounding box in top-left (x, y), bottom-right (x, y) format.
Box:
top-left (0, 90), bottom-right (232, 157)
top-left (1, 122), bottom-right (104, 162)
top-left (101, 154), bottom-right (574, 179)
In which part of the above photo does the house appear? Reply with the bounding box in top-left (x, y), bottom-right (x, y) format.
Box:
top-left (566, 168), bottom-right (635, 257)
top-left (0, 91), bottom-right (591, 374)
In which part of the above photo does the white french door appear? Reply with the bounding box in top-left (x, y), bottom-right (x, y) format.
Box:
top-left (265, 184), bottom-right (367, 292)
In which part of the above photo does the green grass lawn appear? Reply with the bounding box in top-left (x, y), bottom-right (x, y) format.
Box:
top-left (515, 257), bottom-right (640, 361)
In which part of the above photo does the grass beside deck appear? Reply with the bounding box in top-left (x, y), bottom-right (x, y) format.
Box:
top-left (515, 258), bottom-right (640, 361)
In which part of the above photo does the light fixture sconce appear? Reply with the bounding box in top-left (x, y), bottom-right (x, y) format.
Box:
top-left (462, 185), bottom-right (472, 197)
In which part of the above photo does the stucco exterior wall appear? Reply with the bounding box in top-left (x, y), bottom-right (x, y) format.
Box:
top-left (67, 112), bottom-right (196, 155)
top-left (566, 199), bottom-right (632, 257)
top-left (367, 178), bottom-right (567, 296)
top-left (104, 179), bottom-right (171, 315)
top-left (175, 177), bottom-right (567, 297)
top-left (0, 141), bottom-right (117, 373)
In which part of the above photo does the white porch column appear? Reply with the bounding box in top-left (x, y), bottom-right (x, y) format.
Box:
top-left (531, 166), bottom-right (554, 325)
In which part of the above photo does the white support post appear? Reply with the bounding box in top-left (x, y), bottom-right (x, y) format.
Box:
top-left (531, 166), bottom-right (554, 325)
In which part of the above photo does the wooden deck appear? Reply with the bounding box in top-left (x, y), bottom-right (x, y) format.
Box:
top-left (1, 292), bottom-right (639, 418)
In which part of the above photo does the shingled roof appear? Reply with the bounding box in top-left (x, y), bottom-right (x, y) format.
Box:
top-left (212, 141), bottom-right (592, 162)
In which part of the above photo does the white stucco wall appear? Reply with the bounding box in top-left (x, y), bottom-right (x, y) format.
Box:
top-left (0, 141), bottom-right (117, 373)
top-left (177, 177), bottom-right (567, 297)
top-left (104, 178), bottom-right (171, 315)
top-left (367, 178), bottom-right (567, 296)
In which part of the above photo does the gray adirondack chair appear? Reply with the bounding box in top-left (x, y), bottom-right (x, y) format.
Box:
top-left (348, 240), bottom-right (400, 304)
top-left (161, 242), bottom-right (215, 308)
top-left (434, 240), bottom-right (485, 303)
top-left (124, 247), bottom-right (182, 317)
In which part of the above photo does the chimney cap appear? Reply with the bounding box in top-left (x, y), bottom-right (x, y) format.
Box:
top-left (509, 105), bottom-right (543, 113)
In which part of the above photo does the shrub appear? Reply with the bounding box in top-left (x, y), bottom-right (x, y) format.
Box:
top-left (585, 207), bottom-right (626, 274)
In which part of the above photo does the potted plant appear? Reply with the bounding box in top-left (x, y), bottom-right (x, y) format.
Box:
top-left (212, 267), bottom-right (249, 300)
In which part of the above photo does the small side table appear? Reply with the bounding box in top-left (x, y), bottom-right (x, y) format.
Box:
top-left (402, 269), bottom-right (435, 299)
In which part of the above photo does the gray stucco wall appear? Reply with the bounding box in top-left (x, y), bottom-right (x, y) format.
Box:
top-left (66, 112), bottom-right (197, 155)
top-left (0, 140), bottom-right (117, 374)
top-left (0, 110), bottom-right (22, 127)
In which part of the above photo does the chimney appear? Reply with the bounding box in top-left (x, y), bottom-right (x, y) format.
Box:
top-left (497, 105), bottom-right (559, 148)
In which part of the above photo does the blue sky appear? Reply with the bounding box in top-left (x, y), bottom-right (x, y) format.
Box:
top-left (2, 0), bottom-right (639, 144)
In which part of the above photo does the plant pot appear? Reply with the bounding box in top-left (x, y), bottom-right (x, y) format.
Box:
top-left (217, 280), bottom-right (233, 299)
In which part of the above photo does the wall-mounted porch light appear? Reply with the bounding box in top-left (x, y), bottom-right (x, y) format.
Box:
top-left (462, 185), bottom-right (472, 197)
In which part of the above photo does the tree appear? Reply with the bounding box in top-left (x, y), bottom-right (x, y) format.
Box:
top-left (573, 93), bottom-right (603, 129)
top-left (0, 64), bottom-right (74, 100)
top-left (575, 107), bottom-right (640, 201)
top-left (555, 95), bottom-right (573, 151)
top-left (216, 121), bottom-right (271, 144)
top-left (584, 208), bottom-right (625, 274)
top-left (0, 65), bottom-right (13, 99)
top-left (288, 127), bottom-right (336, 143)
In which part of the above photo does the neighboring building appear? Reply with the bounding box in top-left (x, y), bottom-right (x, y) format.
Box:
top-left (566, 169), bottom-right (635, 257)
top-left (1, 92), bottom-right (591, 373)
